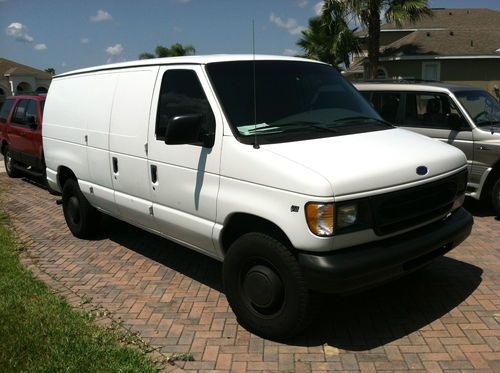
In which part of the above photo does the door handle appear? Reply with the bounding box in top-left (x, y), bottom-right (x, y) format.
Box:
top-left (112, 157), bottom-right (118, 173)
top-left (151, 165), bottom-right (158, 184)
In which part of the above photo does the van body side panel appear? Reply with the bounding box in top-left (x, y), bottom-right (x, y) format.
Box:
top-left (147, 65), bottom-right (222, 255)
top-left (42, 77), bottom-right (90, 183)
top-left (109, 67), bottom-right (159, 228)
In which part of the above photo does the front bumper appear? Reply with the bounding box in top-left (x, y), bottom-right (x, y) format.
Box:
top-left (297, 207), bottom-right (473, 294)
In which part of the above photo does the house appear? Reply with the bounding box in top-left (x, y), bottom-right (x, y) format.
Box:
top-left (0, 58), bottom-right (52, 101)
top-left (347, 8), bottom-right (500, 99)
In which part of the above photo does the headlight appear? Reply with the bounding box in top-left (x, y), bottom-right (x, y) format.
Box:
top-left (305, 203), bottom-right (335, 236)
top-left (337, 204), bottom-right (358, 228)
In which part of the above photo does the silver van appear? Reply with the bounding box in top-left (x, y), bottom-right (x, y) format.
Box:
top-left (355, 81), bottom-right (500, 216)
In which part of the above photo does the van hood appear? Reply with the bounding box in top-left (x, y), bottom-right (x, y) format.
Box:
top-left (263, 128), bottom-right (467, 197)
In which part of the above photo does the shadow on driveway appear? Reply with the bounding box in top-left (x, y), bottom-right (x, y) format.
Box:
top-left (92, 213), bottom-right (482, 352)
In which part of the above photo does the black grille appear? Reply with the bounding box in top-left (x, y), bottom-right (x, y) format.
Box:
top-left (370, 170), bottom-right (467, 236)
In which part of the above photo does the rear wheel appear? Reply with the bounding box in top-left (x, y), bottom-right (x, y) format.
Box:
top-left (4, 147), bottom-right (21, 178)
top-left (223, 232), bottom-right (317, 339)
top-left (62, 179), bottom-right (101, 238)
top-left (492, 177), bottom-right (500, 217)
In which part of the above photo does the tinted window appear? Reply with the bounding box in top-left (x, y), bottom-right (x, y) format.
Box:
top-left (206, 61), bottom-right (386, 144)
top-left (371, 92), bottom-right (402, 124)
top-left (403, 93), bottom-right (466, 129)
top-left (25, 100), bottom-right (38, 126)
top-left (156, 69), bottom-right (215, 142)
top-left (12, 100), bottom-right (29, 124)
top-left (0, 99), bottom-right (15, 123)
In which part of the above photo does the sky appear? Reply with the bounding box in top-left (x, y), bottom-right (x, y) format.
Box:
top-left (1, 0), bottom-right (499, 74)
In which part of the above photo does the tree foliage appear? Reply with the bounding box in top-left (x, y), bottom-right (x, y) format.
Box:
top-left (322, 0), bottom-right (432, 78)
top-left (139, 43), bottom-right (196, 59)
top-left (297, 1), bottom-right (360, 68)
top-left (45, 68), bottom-right (56, 75)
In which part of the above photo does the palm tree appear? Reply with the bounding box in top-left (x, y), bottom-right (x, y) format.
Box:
top-left (139, 43), bottom-right (196, 59)
top-left (297, 7), bottom-right (360, 69)
top-left (322, 0), bottom-right (432, 78)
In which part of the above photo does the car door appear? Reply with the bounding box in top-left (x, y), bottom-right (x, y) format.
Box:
top-left (23, 99), bottom-right (42, 168)
top-left (109, 67), bottom-right (159, 229)
top-left (7, 99), bottom-right (33, 162)
top-left (401, 92), bottom-right (473, 171)
top-left (147, 65), bottom-right (222, 256)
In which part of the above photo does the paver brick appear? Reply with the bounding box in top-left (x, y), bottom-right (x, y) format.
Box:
top-left (1, 174), bottom-right (499, 373)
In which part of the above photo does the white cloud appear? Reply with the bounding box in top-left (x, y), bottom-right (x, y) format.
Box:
top-left (297, 0), bottom-right (309, 7)
top-left (5, 22), bottom-right (34, 42)
top-left (175, 0), bottom-right (191, 3)
top-left (314, 1), bottom-right (324, 16)
top-left (283, 48), bottom-right (299, 56)
top-left (80, 37), bottom-right (89, 44)
top-left (106, 43), bottom-right (123, 55)
top-left (34, 43), bottom-right (47, 51)
top-left (173, 26), bottom-right (182, 33)
top-left (90, 10), bottom-right (112, 22)
top-left (269, 13), bottom-right (305, 36)
top-left (61, 62), bottom-right (67, 67)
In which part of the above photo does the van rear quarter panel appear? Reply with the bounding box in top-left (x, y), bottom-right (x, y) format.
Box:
top-left (43, 76), bottom-right (91, 182)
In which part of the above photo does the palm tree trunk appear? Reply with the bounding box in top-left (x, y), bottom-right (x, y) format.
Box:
top-left (368, 0), bottom-right (381, 79)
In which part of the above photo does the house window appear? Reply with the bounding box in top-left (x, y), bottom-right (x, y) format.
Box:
top-left (422, 62), bottom-right (440, 81)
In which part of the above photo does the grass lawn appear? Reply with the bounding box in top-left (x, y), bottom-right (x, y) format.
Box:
top-left (0, 211), bottom-right (158, 372)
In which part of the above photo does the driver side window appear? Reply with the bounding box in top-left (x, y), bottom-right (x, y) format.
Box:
top-left (155, 69), bottom-right (215, 143)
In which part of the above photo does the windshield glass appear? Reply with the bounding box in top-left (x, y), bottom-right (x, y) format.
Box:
top-left (206, 60), bottom-right (388, 144)
top-left (455, 90), bottom-right (500, 126)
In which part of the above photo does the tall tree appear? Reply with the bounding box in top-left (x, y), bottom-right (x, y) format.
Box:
top-left (139, 43), bottom-right (196, 59)
top-left (45, 67), bottom-right (56, 75)
top-left (322, 0), bottom-right (432, 78)
top-left (297, 7), bottom-right (360, 69)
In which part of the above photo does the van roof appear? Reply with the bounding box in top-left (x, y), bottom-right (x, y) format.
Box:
top-left (55, 54), bottom-right (324, 78)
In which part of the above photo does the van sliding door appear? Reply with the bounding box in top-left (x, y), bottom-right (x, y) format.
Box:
top-left (109, 67), bottom-right (160, 229)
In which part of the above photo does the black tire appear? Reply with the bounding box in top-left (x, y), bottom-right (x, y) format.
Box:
top-left (4, 147), bottom-right (21, 178)
top-left (62, 179), bottom-right (101, 238)
top-left (223, 232), bottom-right (316, 339)
top-left (492, 177), bottom-right (500, 217)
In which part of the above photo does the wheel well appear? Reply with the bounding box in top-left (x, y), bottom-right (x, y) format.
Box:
top-left (220, 213), bottom-right (293, 257)
top-left (1, 140), bottom-right (7, 155)
top-left (57, 166), bottom-right (77, 190)
top-left (481, 160), bottom-right (500, 200)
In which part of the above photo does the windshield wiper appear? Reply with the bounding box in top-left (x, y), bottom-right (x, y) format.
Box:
top-left (334, 116), bottom-right (394, 127)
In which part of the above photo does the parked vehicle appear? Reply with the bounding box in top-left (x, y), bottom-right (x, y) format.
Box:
top-left (43, 56), bottom-right (472, 339)
top-left (0, 95), bottom-right (46, 178)
top-left (355, 81), bottom-right (500, 216)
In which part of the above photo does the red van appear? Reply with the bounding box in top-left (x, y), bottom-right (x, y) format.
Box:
top-left (0, 95), bottom-right (46, 178)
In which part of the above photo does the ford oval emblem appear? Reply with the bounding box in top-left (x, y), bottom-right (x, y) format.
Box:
top-left (416, 166), bottom-right (428, 176)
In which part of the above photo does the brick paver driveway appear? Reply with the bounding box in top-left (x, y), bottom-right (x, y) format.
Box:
top-left (1, 173), bottom-right (499, 373)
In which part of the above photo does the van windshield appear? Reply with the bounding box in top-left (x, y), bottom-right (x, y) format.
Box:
top-left (455, 90), bottom-right (500, 127)
top-left (206, 60), bottom-right (389, 144)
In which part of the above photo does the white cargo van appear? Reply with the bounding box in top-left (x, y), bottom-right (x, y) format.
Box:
top-left (43, 55), bottom-right (473, 339)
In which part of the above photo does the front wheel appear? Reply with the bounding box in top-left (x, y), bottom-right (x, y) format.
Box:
top-left (62, 179), bottom-right (101, 238)
top-left (4, 147), bottom-right (21, 178)
top-left (223, 232), bottom-right (317, 339)
top-left (492, 177), bottom-right (500, 217)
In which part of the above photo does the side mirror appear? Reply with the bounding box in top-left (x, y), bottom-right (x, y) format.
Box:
top-left (165, 114), bottom-right (215, 148)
